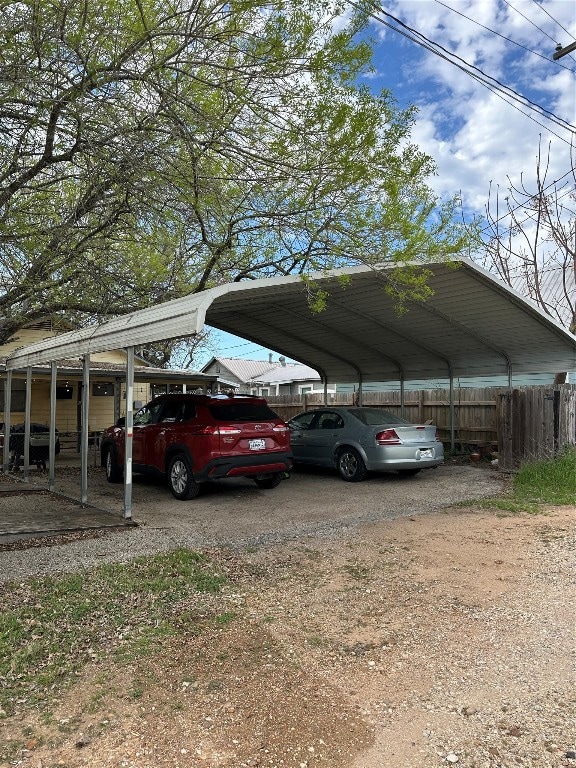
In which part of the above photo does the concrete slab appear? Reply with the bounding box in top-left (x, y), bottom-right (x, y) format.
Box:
top-left (0, 481), bottom-right (135, 543)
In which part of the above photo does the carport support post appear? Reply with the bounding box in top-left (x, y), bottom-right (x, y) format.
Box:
top-left (2, 370), bottom-right (12, 472)
top-left (123, 347), bottom-right (134, 520)
top-left (114, 376), bottom-right (122, 423)
top-left (80, 355), bottom-right (90, 504)
top-left (23, 367), bottom-right (32, 482)
top-left (49, 362), bottom-right (57, 491)
top-left (449, 373), bottom-right (455, 452)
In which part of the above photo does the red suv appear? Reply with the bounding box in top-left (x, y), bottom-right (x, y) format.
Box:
top-left (100, 393), bottom-right (292, 500)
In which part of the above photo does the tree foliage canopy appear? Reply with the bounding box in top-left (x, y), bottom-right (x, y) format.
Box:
top-left (0, 0), bottom-right (476, 348)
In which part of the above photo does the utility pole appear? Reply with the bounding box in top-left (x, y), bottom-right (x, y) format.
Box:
top-left (553, 41), bottom-right (576, 60)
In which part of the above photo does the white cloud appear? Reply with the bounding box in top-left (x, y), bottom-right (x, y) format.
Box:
top-left (370, 0), bottom-right (576, 217)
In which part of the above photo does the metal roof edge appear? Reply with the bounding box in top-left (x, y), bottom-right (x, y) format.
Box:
top-left (6, 260), bottom-right (576, 372)
top-left (457, 259), bottom-right (576, 346)
top-left (6, 289), bottom-right (222, 368)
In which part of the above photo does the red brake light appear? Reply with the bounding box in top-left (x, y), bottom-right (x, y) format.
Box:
top-left (375, 429), bottom-right (400, 445)
top-left (194, 425), bottom-right (241, 435)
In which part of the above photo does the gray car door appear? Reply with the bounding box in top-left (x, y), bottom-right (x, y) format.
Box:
top-left (298, 411), bottom-right (344, 466)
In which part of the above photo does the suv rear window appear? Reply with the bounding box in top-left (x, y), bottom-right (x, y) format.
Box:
top-left (208, 402), bottom-right (280, 422)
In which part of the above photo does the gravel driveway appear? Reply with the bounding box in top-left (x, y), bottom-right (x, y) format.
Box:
top-left (0, 464), bottom-right (573, 768)
top-left (0, 463), bottom-right (505, 582)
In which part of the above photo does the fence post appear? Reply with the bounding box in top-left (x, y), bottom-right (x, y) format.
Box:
top-left (553, 389), bottom-right (560, 456)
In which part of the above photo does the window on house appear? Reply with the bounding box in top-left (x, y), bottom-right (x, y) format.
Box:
top-left (151, 384), bottom-right (168, 398)
top-left (56, 384), bottom-right (74, 400)
top-left (260, 388), bottom-right (269, 397)
top-left (0, 379), bottom-right (27, 411)
top-left (92, 382), bottom-right (114, 397)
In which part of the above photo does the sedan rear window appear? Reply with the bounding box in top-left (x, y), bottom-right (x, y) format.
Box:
top-left (208, 403), bottom-right (280, 422)
top-left (348, 408), bottom-right (411, 425)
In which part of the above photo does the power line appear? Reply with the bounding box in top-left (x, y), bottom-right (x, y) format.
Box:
top-left (506, 0), bottom-right (576, 64)
top-left (503, 0), bottom-right (556, 43)
top-left (465, 68), bottom-right (575, 147)
top-left (354, 1), bottom-right (576, 143)
top-left (434, 0), bottom-right (574, 71)
top-left (529, 0), bottom-right (575, 41)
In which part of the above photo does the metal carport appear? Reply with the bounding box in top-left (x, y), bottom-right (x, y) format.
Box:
top-left (4, 259), bottom-right (576, 518)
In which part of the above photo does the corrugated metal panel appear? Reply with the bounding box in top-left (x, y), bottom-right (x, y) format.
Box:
top-left (6, 260), bottom-right (576, 382)
top-left (5, 290), bottom-right (216, 366)
top-left (510, 265), bottom-right (575, 328)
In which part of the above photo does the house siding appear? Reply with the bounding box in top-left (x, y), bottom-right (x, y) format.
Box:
top-left (202, 361), bottom-right (244, 389)
top-left (0, 325), bottom-right (61, 355)
top-left (0, 325), bottom-right (152, 433)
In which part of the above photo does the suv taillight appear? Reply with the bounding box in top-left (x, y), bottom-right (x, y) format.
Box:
top-left (375, 429), bottom-right (400, 445)
top-left (272, 424), bottom-right (289, 432)
top-left (195, 425), bottom-right (242, 435)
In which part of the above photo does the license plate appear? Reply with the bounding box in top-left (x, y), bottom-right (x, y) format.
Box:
top-left (419, 448), bottom-right (433, 459)
top-left (249, 439), bottom-right (266, 450)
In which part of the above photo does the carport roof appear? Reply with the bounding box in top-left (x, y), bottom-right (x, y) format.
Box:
top-left (6, 260), bottom-right (576, 384)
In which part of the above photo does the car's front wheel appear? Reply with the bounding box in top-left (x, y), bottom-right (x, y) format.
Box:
top-left (104, 445), bottom-right (123, 483)
top-left (253, 472), bottom-right (284, 489)
top-left (337, 447), bottom-right (367, 482)
top-left (168, 453), bottom-right (200, 500)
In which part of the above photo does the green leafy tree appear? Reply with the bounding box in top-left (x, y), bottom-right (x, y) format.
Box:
top-left (0, 0), bottom-right (477, 348)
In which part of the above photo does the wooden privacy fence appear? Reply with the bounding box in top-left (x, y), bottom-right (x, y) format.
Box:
top-left (267, 384), bottom-right (576, 467)
top-left (496, 384), bottom-right (576, 471)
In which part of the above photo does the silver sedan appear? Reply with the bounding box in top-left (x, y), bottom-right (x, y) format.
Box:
top-left (288, 407), bottom-right (444, 482)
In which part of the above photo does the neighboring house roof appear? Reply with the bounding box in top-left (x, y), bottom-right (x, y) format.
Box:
top-left (252, 363), bottom-right (320, 385)
top-left (0, 356), bottom-right (220, 384)
top-left (201, 356), bottom-right (278, 383)
top-left (202, 356), bottom-right (321, 386)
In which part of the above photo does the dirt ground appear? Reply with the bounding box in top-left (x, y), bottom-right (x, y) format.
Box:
top-left (1, 496), bottom-right (574, 768)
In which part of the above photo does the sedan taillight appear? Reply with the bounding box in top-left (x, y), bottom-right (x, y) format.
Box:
top-left (375, 429), bottom-right (400, 445)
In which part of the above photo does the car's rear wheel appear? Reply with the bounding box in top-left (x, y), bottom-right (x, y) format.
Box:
top-left (253, 472), bottom-right (284, 489)
top-left (168, 453), bottom-right (200, 500)
top-left (104, 445), bottom-right (123, 483)
top-left (398, 468), bottom-right (421, 477)
top-left (337, 447), bottom-right (367, 482)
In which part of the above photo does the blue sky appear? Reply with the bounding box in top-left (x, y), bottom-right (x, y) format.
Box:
top-left (204, 0), bottom-right (575, 366)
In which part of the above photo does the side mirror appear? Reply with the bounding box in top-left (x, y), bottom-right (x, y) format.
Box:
top-left (116, 416), bottom-right (126, 427)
